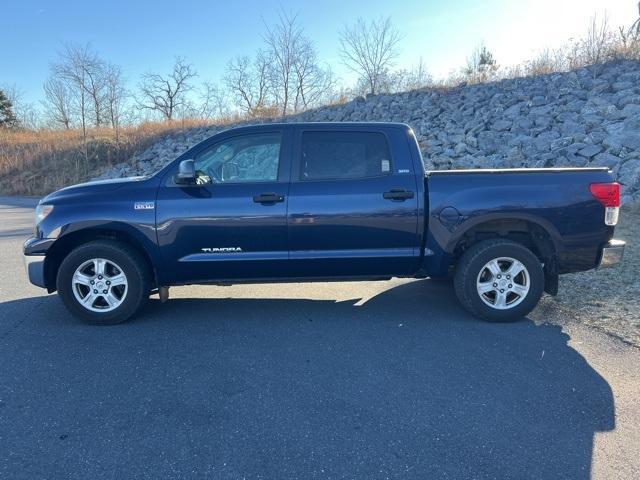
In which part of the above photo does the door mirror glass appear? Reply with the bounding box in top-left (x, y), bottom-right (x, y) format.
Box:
top-left (175, 159), bottom-right (196, 184)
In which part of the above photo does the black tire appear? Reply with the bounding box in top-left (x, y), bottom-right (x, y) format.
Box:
top-left (453, 239), bottom-right (544, 322)
top-left (56, 240), bottom-right (151, 325)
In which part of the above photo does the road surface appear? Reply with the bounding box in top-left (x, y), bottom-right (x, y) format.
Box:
top-left (0, 196), bottom-right (638, 479)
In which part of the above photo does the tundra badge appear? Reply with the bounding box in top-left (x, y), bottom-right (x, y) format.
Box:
top-left (201, 247), bottom-right (243, 253)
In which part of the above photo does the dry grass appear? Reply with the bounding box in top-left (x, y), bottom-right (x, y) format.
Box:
top-left (0, 119), bottom-right (211, 196)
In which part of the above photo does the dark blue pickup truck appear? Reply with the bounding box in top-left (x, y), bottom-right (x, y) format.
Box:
top-left (23, 122), bottom-right (625, 325)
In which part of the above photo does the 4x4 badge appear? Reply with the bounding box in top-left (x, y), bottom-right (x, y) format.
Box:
top-left (134, 202), bottom-right (155, 210)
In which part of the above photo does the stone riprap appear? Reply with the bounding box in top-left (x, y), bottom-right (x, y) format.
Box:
top-left (96, 60), bottom-right (640, 203)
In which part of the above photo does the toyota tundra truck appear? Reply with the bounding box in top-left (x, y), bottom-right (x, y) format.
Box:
top-left (23, 122), bottom-right (625, 325)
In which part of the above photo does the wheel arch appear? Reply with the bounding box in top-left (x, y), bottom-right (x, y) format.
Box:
top-left (447, 213), bottom-right (562, 275)
top-left (44, 225), bottom-right (158, 292)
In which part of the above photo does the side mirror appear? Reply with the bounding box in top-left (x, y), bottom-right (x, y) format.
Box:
top-left (175, 159), bottom-right (196, 184)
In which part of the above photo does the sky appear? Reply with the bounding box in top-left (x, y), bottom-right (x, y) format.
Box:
top-left (1, 0), bottom-right (637, 107)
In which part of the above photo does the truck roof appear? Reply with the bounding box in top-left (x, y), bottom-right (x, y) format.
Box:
top-left (219, 122), bottom-right (412, 132)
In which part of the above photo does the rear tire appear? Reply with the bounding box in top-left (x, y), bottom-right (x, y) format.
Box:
top-left (57, 240), bottom-right (151, 325)
top-left (453, 239), bottom-right (544, 322)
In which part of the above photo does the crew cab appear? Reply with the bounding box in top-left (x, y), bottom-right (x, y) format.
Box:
top-left (23, 122), bottom-right (625, 325)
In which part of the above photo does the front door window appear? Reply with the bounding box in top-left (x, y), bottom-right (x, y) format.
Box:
top-left (194, 133), bottom-right (282, 184)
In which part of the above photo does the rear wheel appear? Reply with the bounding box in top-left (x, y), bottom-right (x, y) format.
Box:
top-left (57, 240), bottom-right (151, 325)
top-left (453, 239), bottom-right (544, 322)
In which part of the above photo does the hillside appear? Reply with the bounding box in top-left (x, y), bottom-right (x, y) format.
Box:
top-left (0, 121), bottom-right (209, 196)
top-left (2, 60), bottom-right (640, 202)
top-left (97, 60), bottom-right (640, 203)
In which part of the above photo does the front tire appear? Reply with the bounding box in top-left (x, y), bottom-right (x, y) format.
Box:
top-left (453, 239), bottom-right (544, 322)
top-left (57, 240), bottom-right (151, 325)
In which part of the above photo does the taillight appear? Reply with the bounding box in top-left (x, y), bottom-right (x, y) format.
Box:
top-left (590, 183), bottom-right (620, 207)
top-left (590, 182), bottom-right (620, 226)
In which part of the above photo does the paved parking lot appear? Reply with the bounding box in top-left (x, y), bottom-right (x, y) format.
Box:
top-left (1, 197), bottom-right (639, 479)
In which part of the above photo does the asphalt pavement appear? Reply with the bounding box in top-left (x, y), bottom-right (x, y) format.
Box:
top-left (0, 196), bottom-right (638, 479)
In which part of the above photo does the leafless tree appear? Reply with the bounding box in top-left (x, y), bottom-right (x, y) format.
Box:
top-left (104, 63), bottom-right (128, 140)
top-left (224, 53), bottom-right (271, 117)
top-left (223, 11), bottom-right (333, 117)
top-left (262, 11), bottom-right (304, 115)
top-left (54, 44), bottom-right (109, 130)
top-left (52, 47), bottom-right (87, 136)
top-left (339, 16), bottom-right (402, 95)
top-left (42, 77), bottom-right (73, 129)
top-left (292, 39), bottom-right (336, 111)
top-left (226, 10), bottom-right (332, 115)
top-left (199, 81), bottom-right (230, 120)
top-left (138, 57), bottom-right (197, 120)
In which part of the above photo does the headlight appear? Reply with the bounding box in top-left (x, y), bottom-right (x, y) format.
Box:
top-left (35, 204), bottom-right (54, 224)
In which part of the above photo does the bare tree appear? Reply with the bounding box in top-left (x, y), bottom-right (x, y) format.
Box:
top-left (224, 53), bottom-right (271, 117)
top-left (223, 11), bottom-right (333, 117)
top-left (52, 48), bottom-right (87, 136)
top-left (464, 43), bottom-right (498, 83)
top-left (263, 11), bottom-right (304, 115)
top-left (339, 16), bottom-right (402, 95)
top-left (85, 63), bottom-right (106, 127)
top-left (49, 43), bottom-right (110, 137)
top-left (104, 63), bottom-right (128, 140)
top-left (292, 38), bottom-right (336, 111)
top-left (199, 82), bottom-right (230, 120)
top-left (53, 43), bottom-right (109, 131)
top-left (42, 77), bottom-right (73, 129)
top-left (138, 57), bottom-right (197, 120)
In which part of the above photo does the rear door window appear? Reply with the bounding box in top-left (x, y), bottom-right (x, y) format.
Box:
top-left (300, 131), bottom-right (392, 181)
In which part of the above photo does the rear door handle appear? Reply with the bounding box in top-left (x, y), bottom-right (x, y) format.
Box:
top-left (253, 192), bottom-right (285, 204)
top-left (383, 189), bottom-right (414, 201)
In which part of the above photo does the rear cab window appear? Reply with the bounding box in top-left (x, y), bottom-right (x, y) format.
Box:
top-left (300, 131), bottom-right (393, 181)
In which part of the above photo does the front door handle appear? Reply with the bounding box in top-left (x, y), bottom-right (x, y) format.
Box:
top-left (253, 192), bottom-right (285, 204)
top-left (383, 189), bottom-right (414, 201)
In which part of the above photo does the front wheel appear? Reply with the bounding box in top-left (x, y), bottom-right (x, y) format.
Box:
top-left (453, 239), bottom-right (544, 322)
top-left (57, 240), bottom-right (151, 325)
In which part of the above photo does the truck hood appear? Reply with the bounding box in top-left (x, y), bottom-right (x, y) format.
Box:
top-left (41, 176), bottom-right (148, 203)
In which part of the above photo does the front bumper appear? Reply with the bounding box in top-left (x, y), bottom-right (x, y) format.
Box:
top-left (23, 253), bottom-right (46, 288)
top-left (23, 236), bottom-right (54, 289)
top-left (598, 239), bottom-right (625, 268)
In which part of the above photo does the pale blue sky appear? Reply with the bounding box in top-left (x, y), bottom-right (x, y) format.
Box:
top-left (1, 0), bottom-right (636, 105)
